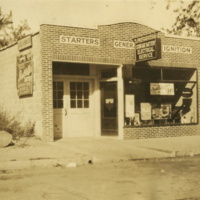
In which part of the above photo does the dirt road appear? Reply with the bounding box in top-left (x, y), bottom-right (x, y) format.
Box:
top-left (1, 156), bottom-right (200, 200)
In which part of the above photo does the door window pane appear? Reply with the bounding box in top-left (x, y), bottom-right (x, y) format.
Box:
top-left (70, 100), bottom-right (76, 108)
top-left (84, 100), bottom-right (89, 108)
top-left (70, 82), bottom-right (89, 108)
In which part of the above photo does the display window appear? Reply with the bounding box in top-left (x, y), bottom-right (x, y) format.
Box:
top-left (124, 67), bottom-right (197, 126)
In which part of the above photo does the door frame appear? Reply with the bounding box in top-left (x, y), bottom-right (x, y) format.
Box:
top-left (99, 65), bottom-right (124, 139)
top-left (53, 75), bottom-right (99, 138)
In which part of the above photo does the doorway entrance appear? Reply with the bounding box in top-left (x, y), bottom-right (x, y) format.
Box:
top-left (100, 82), bottom-right (118, 136)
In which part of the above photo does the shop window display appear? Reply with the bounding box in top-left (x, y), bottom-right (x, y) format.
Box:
top-left (124, 67), bottom-right (197, 126)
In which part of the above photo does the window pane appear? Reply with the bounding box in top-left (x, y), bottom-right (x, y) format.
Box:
top-left (84, 100), bottom-right (89, 108)
top-left (84, 91), bottom-right (89, 99)
top-left (53, 91), bottom-right (57, 99)
top-left (57, 100), bottom-right (63, 108)
top-left (77, 100), bottom-right (83, 108)
top-left (53, 62), bottom-right (90, 76)
top-left (53, 81), bottom-right (64, 109)
top-left (132, 67), bottom-right (161, 81)
top-left (83, 82), bottom-right (89, 90)
top-left (70, 82), bottom-right (76, 90)
top-left (124, 68), bottom-right (197, 127)
top-left (57, 91), bottom-right (63, 100)
top-left (70, 100), bottom-right (76, 108)
top-left (70, 91), bottom-right (76, 99)
top-left (163, 69), bottom-right (196, 81)
top-left (53, 82), bottom-right (57, 90)
top-left (57, 82), bottom-right (63, 90)
top-left (77, 91), bottom-right (82, 99)
top-left (77, 82), bottom-right (82, 90)
top-left (101, 68), bottom-right (117, 78)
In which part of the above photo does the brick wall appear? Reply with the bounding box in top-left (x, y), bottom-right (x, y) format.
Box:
top-left (124, 125), bottom-right (199, 139)
top-left (0, 33), bottom-right (43, 136)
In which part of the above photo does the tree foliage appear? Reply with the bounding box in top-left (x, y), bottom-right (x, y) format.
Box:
top-left (164, 0), bottom-right (200, 37)
top-left (0, 8), bottom-right (31, 48)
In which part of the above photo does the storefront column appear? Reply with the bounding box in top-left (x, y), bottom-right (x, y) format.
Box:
top-left (117, 65), bottom-right (124, 139)
top-left (94, 78), bottom-right (101, 137)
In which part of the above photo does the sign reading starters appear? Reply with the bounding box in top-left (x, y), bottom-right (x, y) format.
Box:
top-left (60, 35), bottom-right (100, 46)
top-left (135, 38), bottom-right (161, 62)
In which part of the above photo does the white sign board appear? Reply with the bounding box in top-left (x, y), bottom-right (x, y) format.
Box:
top-left (140, 103), bottom-right (152, 120)
top-left (163, 45), bottom-right (192, 54)
top-left (150, 83), bottom-right (175, 96)
top-left (114, 40), bottom-right (135, 49)
top-left (125, 95), bottom-right (135, 118)
top-left (60, 35), bottom-right (100, 46)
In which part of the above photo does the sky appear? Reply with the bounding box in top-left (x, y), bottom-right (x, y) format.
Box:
top-left (0, 0), bottom-right (187, 33)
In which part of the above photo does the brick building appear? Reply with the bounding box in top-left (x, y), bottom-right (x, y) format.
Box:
top-left (0, 22), bottom-right (199, 142)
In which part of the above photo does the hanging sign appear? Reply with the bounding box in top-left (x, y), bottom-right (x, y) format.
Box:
top-left (135, 38), bottom-right (161, 62)
top-left (17, 50), bottom-right (33, 96)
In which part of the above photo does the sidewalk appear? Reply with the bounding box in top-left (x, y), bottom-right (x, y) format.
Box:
top-left (0, 135), bottom-right (200, 170)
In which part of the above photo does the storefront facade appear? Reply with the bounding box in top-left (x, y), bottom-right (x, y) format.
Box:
top-left (0, 22), bottom-right (200, 141)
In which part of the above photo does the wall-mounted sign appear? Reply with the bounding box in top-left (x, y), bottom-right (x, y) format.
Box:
top-left (135, 38), bottom-right (161, 62)
top-left (17, 51), bottom-right (33, 96)
top-left (140, 103), bottom-right (152, 120)
top-left (150, 83), bottom-right (174, 96)
top-left (182, 88), bottom-right (193, 98)
top-left (60, 35), bottom-right (100, 46)
top-left (152, 104), bottom-right (171, 119)
top-left (114, 40), bottom-right (135, 49)
top-left (18, 35), bottom-right (32, 51)
top-left (163, 45), bottom-right (192, 54)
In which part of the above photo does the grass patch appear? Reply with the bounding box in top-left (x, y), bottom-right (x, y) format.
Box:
top-left (0, 107), bottom-right (35, 140)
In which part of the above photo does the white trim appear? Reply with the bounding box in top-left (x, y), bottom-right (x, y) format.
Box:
top-left (117, 65), bottom-right (124, 140)
top-left (53, 75), bottom-right (97, 80)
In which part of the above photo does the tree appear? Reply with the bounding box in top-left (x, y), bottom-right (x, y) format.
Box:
top-left (0, 8), bottom-right (31, 48)
top-left (162, 0), bottom-right (200, 37)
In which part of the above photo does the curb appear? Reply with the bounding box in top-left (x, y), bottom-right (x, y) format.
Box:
top-left (0, 152), bottom-right (199, 171)
top-left (0, 158), bottom-right (90, 170)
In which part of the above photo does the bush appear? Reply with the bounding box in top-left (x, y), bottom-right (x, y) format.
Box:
top-left (0, 107), bottom-right (35, 140)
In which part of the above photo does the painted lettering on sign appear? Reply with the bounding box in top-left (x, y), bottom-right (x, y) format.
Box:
top-left (135, 38), bottom-right (161, 62)
top-left (150, 83), bottom-right (174, 96)
top-left (114, 40), bottom-right (135, 49)
top-left (60, 35), bottom-right (100, 46)
top-left (163, 45), bottom-right (192, 54)
top-left (17, 51), bottom-right (33, 96)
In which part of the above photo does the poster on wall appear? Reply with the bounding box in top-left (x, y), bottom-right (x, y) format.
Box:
top-left (140, 103), bottom-right (152, 120)
top-left (16, 50), bottom-right (33, 96)
top-left (150, 83), bottom-right (174, 95)
top-left (152, 104), bottom-right (172, 119)
top-left (125, 95), bottom-right (135, 118)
